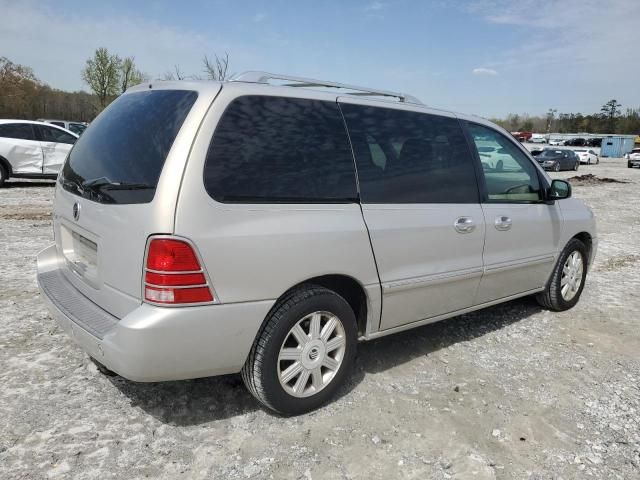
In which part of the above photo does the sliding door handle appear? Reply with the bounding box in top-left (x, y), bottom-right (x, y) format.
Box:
top-left (495, 216), bottom-right (512, 231)
top-left (454, 216), bottom-right (476, 234)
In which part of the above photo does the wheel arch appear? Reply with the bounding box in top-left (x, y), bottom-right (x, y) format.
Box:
top-left (276, 274), bottom-right (369, 337)
top-left (0, 155), bottom-right (12, 176)
top-left (571, 231), bottom-right (593, 267)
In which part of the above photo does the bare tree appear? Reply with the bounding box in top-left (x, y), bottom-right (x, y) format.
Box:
top-left (161, 65), bottom-right (187, 81)
top-left (82, 48), bottom-right (121, 108)
top-left (202, 52), bottom-right (232, 81)
top-left (120, 57), bottom-right (146, 93)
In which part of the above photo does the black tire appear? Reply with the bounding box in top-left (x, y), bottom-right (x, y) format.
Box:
top-left (536, 238), bottom-right (588, 311)
top-left (241, 285), bottom-right (357, 415)
top-left (574, 162), bottom-right (579, 171)
top-left (554, 163), bottom-right (561, 172)
top-left (0, 163), bottom-right (8, 187)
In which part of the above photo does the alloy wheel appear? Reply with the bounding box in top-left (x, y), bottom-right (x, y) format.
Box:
top-left (277, 311), bottom-right (346, 398)
top-left (561, 251), bottom-right (584, 301)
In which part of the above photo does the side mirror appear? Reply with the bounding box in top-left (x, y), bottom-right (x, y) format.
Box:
top-left (548, 179), bottom-right (571, 200)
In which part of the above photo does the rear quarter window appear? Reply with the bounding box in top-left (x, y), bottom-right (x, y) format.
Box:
top-left (203, 95), bottom-right (357, 203)
top-left (0, 123), bottom-right (36, 141)
top-left (61, 89), bottom-right (198, 204)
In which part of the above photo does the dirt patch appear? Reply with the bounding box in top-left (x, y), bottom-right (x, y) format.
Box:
top-left (567, 174), bottom-right (630, 185)
top-left (599, 254), bottom-right (640, 271)
top-left (0, 207), bottom-right (51, 221)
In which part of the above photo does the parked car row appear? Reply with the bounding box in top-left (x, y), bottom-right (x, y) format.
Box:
top-left (563, 138), bottom-right (602, 147)
top-left (0, 120), bottom-right (78, 186)
top-left (537, 137), bottom-right (602, 147)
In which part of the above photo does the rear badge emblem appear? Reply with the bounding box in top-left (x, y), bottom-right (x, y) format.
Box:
top-left (73, 202), bottom-right (81, 221)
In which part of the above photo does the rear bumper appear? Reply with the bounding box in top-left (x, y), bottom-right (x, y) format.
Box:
top-left (37, 244), bottom-right (275, 382)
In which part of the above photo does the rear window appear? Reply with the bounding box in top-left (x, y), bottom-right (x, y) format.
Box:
top-left (61, 90), bottom-right (198, 204)
top-left (203, 96), bottom-right (357, 203)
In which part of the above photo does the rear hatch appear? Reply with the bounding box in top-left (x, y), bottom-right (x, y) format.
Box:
top-left (53, 83), bottom-right (219, 318)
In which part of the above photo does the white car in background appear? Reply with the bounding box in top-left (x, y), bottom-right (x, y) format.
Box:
top-left (626, 148), bottom-right (640, 168)
top-left (574, 149), bottom-right (599, 165)
top-left (0, 120), bottom-right (78, 186)
top-left (549, 138), bottom-right (564, 146)
top-left (530, 135), bottom-right (547, 143)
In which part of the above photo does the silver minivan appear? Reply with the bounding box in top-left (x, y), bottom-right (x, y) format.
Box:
top-left (37, 72), bottom-right (597, 414)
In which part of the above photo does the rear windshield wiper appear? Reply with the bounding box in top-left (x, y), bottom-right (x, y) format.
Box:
top-left (81, 177), bottom-right (154, 191)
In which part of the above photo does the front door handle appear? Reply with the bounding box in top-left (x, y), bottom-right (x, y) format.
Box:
top-left (495, 216), bottom-right (512, 231)
top-left (454, 216), bottom-right (475, 234)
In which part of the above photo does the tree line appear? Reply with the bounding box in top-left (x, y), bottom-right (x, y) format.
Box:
top-left (490, 100), bottom-right (640, 135)
top-left (0, 48), bottom-right (232, 122)
top-left (4, 49), bottom-right (638, 135)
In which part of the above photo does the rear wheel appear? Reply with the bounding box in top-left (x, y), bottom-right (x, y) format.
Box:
top-left (574, 161), bottom-right (579, 171)
top-left (242, 285), bottom-right (357, 415)
top-left (536, 238), bottom-right (588, 311)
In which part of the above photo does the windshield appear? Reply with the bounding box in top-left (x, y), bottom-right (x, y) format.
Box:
top-left (68, 123), bottom-right (87, 135)
top-left (539, 150), bottom-right (564, 158)
top-left (61, 90), bottom-right (197, 204)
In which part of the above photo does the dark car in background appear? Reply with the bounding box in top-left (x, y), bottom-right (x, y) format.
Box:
top-left (564, 138), bottom-right (586, 147)
top-left (536, 149), bottom-right (580, 171)
top-left (586, 138), bottom-right (602, 147)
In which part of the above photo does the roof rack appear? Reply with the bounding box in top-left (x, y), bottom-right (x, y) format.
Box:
top-left (230, 71), bottom-right (423, 105)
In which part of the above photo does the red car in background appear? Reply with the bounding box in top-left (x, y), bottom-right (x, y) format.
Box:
top-left (511, 131), bottom-right (533, 142)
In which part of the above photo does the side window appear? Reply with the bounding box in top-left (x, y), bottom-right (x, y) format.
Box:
top-left (50, 122), bottom-right (65, 128)
top-left (467, 123), bottom-right (542, 203)
top-left (204, 96), bottom-right (357, 203)
top-left (39, 126), bottom-right (77, 145)
top-left (340, 104), bottom-right (479, 203)
top-left (0, 123), bottom-right (35, 141)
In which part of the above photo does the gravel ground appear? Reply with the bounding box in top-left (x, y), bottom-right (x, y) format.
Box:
top-left (1, 159), bottom-right (639, 479)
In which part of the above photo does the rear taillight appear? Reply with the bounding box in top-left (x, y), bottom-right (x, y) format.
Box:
top-left (144, 238), bottom-right (214, 305)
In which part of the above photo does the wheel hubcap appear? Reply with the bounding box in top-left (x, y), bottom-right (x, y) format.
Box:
top-left (278, 311), bottom-right (346, 398)
top-left (561, 251), bottom-right (584, 301)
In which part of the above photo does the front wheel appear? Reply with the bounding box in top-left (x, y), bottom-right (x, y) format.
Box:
top-left (0, 163), bottom-right (8, 187)
top-left (554, 163), bottom-right (561, 172)
top-left (536, 238), bottom-right (588, 311)
top-left (574, 162), bottom-right (579, 171)
top-left (242, 286), bottom-right (357, 415)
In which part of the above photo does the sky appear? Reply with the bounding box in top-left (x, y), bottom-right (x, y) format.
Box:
top-left (1, 0), bottom-right (638, 118)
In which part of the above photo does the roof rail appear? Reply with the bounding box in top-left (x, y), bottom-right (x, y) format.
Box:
top-left (230, 71), bottom-right (423, 105)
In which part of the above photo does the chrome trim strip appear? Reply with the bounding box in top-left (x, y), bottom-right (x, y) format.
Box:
top-left (144, 282), bottom-right (209, 290)
top-left (361, 287), bottom-right (544, 341)
top-left (382, 267), bottom-right (484, 293)
top-left (145, 268), bottom-right (204, 275)
top-left (483, 255), bottom-right (555, 275)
